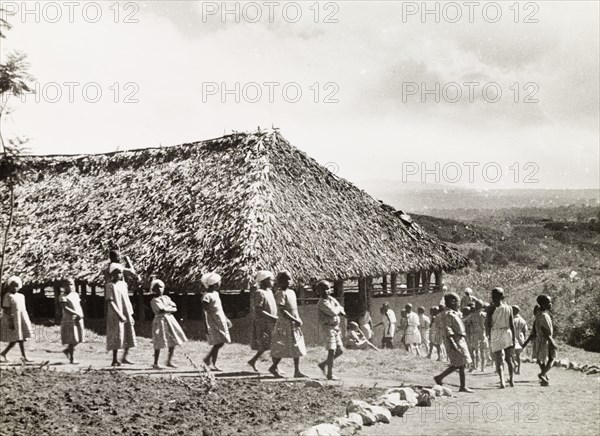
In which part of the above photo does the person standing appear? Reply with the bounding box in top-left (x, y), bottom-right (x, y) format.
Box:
top-left (403, 304), bottom-right (422, 356)
top-left (374, 303), bottom-right (396, 349)
top-left (530, 295), bottom-right (556, 386)
top-left (511, 305), bottom-right (528, 375)
top-left (105, 263), bottom-right (137, 366)
top-left (150, 279), bottom-right (187, 369)
top-left (316, 280), bottom-right (346, 380)
top-left (269, 271), bottom-right (307, 378)
top-left (433, 292), bottom-right (473, 393)
top-left (417, 306), bottom-right (430, 355)
top-left (0, 276), bottom-right (33, 362)
top-left (60, 278), bottom-right (85, 364)
top-left (200, 272), bottom-right (230, 371)
top-left (248, 271), bottom-right (278, 372)
top-left (486, 287), bottom-right (516, 388)
top-left (470, 299), bottom-right (489, 372)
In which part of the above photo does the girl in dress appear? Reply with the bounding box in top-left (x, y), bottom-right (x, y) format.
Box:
top-left (150, 279), bottom-right (187, 369)
top-left (105, 263), bottom-right (137, 366)
top-left (60, 278), bottom-right (85, 364)
top-left (0, 276), bottom-right (33, 362)
top-left (248, 271), bottom-right (278, 372)
top-left (403, 304), bottom-right (422, 356)
top-left (269, 271), bottom-right (307, 378)
top-left (433, 292), bottom-right (473, 393)
top-left (486, 287), bottom-right (516, 388)
top-left (200, 272), bottom-right (230, 371)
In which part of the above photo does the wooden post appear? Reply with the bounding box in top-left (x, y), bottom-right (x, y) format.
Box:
top-left (136, 288), bottom-right (145, 321)
top-left (80, 281), bottom-right (87, 317)
top-left (435, 270), bottom-right (443, 291)
top-left (382, 275), bottom-right (388, 291)
top-left (181, 289), bottom-right (189, 320)
top-left (421, 271), bottom-right (431, 292)
top-left (53, 284), bottom-right (62, 324)
top-left (390, 273), bottom-right (398, 293)
top-left (333, 280), bottom-right (344, 306)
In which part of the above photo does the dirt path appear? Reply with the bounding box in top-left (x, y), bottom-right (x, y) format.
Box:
top-left (2, 335), bottom-right (599, 435)
top-left (360, 362), bottom-right (600, 435)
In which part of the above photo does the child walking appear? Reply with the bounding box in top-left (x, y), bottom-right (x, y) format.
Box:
top-left (200, 272), bottom-right (230, 371)
top-left (433, 292), bottom-right (473, 393)
top-left (511, 305), bottom-right (528, 375)
top-left (0, 276), bottom-right (33, 362)
top-left (374, 303), bottom-right (396, 349)
top-left (527, 295), bottom-right (556, 386)
top-left (60, 278), bottom-right (85, 364)
top-left (486, 287), bottom-right (516, 388)
top-left (150, 279), bottom-right (188, 369)
top-left (316, 280), bottom-right (346, 380)
top-left (248, 271), bottom-right (278, 372)
top-left (269, 271), bottom-right (307, 378)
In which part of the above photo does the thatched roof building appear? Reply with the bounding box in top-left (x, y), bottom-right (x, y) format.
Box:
top-left (2, 130), bottom-right (467, 290)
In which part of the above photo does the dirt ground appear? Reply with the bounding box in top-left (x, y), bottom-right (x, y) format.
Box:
top-left (1, 326), bottom-right (599, 435)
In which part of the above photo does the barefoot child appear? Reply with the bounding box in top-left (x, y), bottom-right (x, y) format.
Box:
top-left (269, 271), bottom-right (307, 378)
top-left (150, 279), bottom-right (187, 369)
top-left (486, 287), bottom-right (516, 388)
top-left (105, 263), bottom-right (137, 366)
top-left (60, 278), bottom-right (85, 364)
top-left (427, 306), bottom-right (443, 360)
top-left (433, 292), bottom-right (473, 393)
top-left (530, 295), bottom-right (556, 386)
top-left (512, 305), bottom-right (528, 375)
top-left (0, 276), bottom-right (33, 362)
top-left (403, 304), bottom-right (421, 356)
top-left (248, 271), bottom-right (278, 372)
top-left (470, 299), bottom-right (489, 372)
top-left (200, 272), bottom-right (230, 371)
top-left (316, 280), bottom-right (346, 380)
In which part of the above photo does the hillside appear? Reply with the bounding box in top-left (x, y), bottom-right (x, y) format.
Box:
top-left (411, 208), bottom-right (600, 352)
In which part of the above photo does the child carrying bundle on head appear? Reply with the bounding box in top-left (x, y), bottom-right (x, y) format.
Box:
top-left (199, 272), bottom-right (230, 372)
top-left (150, 279), bottom-right (188, 369)
top-left (433, 292), bottom-right (473, 393)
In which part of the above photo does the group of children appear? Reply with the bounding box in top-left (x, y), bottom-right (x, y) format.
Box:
top-left (0, 259), bottom-right (557, 389)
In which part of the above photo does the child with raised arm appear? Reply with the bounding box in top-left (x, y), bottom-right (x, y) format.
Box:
top-left (316, 280), bottom-right (346, 380)
top-left (105, 263), bottom-right (137, 366)
top-left (433, 292), bottom-right (473, 393)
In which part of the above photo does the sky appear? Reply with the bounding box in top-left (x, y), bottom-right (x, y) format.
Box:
top-left (0, 1), bottom-right (598, 190)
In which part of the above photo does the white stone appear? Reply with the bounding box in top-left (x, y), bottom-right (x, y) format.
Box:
top-left (300, 424), bottom-right (340, 436)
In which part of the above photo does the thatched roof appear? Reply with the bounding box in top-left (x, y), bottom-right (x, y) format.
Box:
top-left (1, 130), bottom-right (467, 289)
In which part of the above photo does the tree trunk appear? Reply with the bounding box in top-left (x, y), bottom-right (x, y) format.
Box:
top-left (0, 186), bottom-right (15, 294)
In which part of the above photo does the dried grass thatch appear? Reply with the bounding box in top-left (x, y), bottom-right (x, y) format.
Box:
top-left (1, 130), bottom-right (467, 289)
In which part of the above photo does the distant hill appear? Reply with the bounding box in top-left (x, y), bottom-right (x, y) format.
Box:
top-left (359, 179), bottom-right (600, 216)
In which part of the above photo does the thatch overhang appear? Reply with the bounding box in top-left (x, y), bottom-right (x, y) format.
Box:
top-left (1, 130), bottom-right (467, 290)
